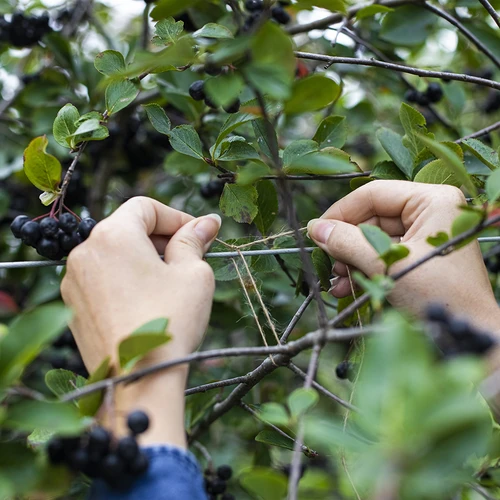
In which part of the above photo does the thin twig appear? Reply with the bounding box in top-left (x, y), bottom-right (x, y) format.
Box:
top-left (58, 143), bottom-right (87, 214)
top-left (185, 376), bottom-right (248, 396)
top-left (456, 121), bottom-right (500, 142)
top-left (294, 52), bottom-right (500, 90)
top-left (192, 441), bottom-right (213, 469)
top-left (280, 292), bottom-right (315, 343)
top-left (477, 0), bottom-right (500, 29)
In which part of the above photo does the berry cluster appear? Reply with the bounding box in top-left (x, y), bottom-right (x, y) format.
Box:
top-left (0, 12), bottom-right (51, 48)
top-left (189, 80), bottom-right (241, 114)
top-left (204, 464), bottom-right (234, 499)
top-left (485, 255), bottom-right (500, 274)
top-left (426, 303), bottom-right (496, 356)
top-left (200, 179), bottom-right (226, 199)
top-left (48, 329), bottom-right (88, 378)
top-left (10, 214), bottom-right (96, 261)
top-left (405, 83), bottom-right (443, 106)
top-left (243, 0), bottom-right (291, 31)
top-left (47, 411), bottom-right (150, 491)
top-left (335, 360), bottom-right (355, 381)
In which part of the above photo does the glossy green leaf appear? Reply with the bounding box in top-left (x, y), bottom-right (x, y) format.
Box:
top-left (53, 104), bottom-right (79, 149)
top-left (313, 116), bottom-right (347, 149)
top-left (194, 23), bottom-right (233, 39)
top-left (283, 140), bottom-right (318, 167)
top-left (380, 5), bottom-right (435, 46)
top-left (205, 73), bottom-right (244, 107)
top-left (295, 0), bottom-right (346, 13)
top-left (380, 244), bottom-right (410, 269)
top-left (414, 159), bottom-right (461, 187)
top-left (143, 103), bottom-right (172, 135)
top-left (213, 112), bottom-right (255, 156)
top-left (486, 168), bottom-right (500, 202)
top-left (288, 388), bottom-right (319, 419)
top-left (376, 128), bottom-right (413, 178)
top-left (259, 402), bottom-right (289, 426)
top-left (78, 357), bottom-right (111, 417)
top-left (284, 75), bottom-right (340, 114)
top-left (23, 136), bottom-right (62, 193)
top-left (244, 62), bottom-right (292, 100)
top-left (45, 369), bottom-right (86, 398)
top-left (427, 231), bottom-right (449, 247)
top-left (168, 125), bottom-right (204, 159)
top-left (220, 184), bottom-right (258, 223)
top-left (94, 50), bottom-right (126, 76)
top-left (356, 4), bottom-right (394, 19)
top-left (255, 429), bottom-right (294, 451)
top-left (236, 161), bottom-right (271, 186)
top-left (252, 119), bottom-right (279, 160)
top-left (451, 210), bottom-right (483, 238)
top-left (218, 139), bottom-right (260, 162)
top-left (400, 103), bottom-right (434, 160)
top-left (284, 149), bottom-right (355, 175)
top-left (118, 318), bottom-right (171, 371)
top-left (462, 138), bottom-right (500, 171)
top-left (312, 248), bottom-right (333, 291)
top-left (354, 273), bottom-right (394, 309)
top-left (254, 180), bottom-right (279, 235)
top-left (371, 161), bottom-right (407, 180)
top-left (359, 224), bottom-right (392, 255)
top-left (105, 79), bottom-right (139, 115)
top-left (152, 17), bottom-right (184, 46)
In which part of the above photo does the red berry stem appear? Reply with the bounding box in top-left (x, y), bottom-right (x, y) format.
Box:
top-left (62, 204), bottom-right (82, 222)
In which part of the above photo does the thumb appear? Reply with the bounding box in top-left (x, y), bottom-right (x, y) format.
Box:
top-left (307, 218), bottom-right (384, 276)
top-left (164, 214), bottom-right (221, 264)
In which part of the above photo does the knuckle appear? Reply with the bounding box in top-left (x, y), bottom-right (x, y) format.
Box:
top-left (437, 185), bottom-right (466, 204)
top-left (177, 234), bottom-right (202, 253)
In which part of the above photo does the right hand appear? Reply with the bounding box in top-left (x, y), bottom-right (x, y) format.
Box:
top-left (307, 180), bottom-right (500, 333)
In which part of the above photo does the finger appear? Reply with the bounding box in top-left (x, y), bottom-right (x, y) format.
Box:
top-left (332, 261), bottom-right (348, 277)
top-left (164, 214), bottom-right (221, 264)
top-left (307, 218), bottom-right (385, 277)
top-left (330, 277), bottom-right (356, 298)
top-left (362, 215), bottom-right (405, 236)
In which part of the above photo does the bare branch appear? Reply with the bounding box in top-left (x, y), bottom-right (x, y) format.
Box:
top-left (456, 121), bottom-right (500, 142)
top-left (185, 376), bottom-right (248, 396)
top-left (477, 0), bottom-right (500, 29)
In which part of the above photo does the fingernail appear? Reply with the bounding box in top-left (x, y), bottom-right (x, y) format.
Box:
top-left (307, 219), bottom-right (336, 244)
top-left (195, 214), bottom-right (222, 244)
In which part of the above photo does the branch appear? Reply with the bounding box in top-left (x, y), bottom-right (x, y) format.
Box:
top-left (185, 376), bottom-right (248, 396)
top-left (422, 2), bottom-right (500, 69)
top-left (280, 292), bottom-right (315, 343)
top-left (456, 121), bottom-right (500, 142)
top-left (477, 0), bottom-right (500, 29)
top-left (58, 143), bottom-right (87, 213)
top-left (294, 52), bottom-right (500, 91)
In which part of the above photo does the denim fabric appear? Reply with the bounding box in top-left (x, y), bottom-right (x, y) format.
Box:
top-left (89, 445), bottom-right (207, 500)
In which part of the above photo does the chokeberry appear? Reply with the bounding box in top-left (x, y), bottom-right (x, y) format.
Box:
top-left (69, 448), bottom-right (89, 471)
top-left (78, 218), bottom-right (97, 240)
top-left (425, 83), bottom-right (443, 103)
top-left (404, 89), bottom-right (419, 103)
top-left (245, 0), bottom-right (263, 11)
top-left (448, 318), bottom-right (471, 338)
top-left (210, 478), bottom-right (227, 495)
top-left (40, 217), bottom-right (59, 238)
top-left (10, 215), bottom-right (30, 238)
top-left (242, 12), bottom-right (260, 32)
top-left (189, 80), bottom-right (206, 101)
top-left (271, 5), bottom-right (291, 24)
top-left (200, 180), bottom-right (225, 199)
top-left (117, 436), bottom-right (139, 461)
top-left (204, 96), bottom-right (218, 109)
top-left (59, 213), bottom-right (78, 234)
top-left (60, 231), bottom-right (82, 253)
top-left (426, 303), bottom-right (448, 323)
top-left (223, 99), bottom-right (241, 114)
top-left (128, 452), bottom-right (149, 475)
top-left (61, 436), bottom-right (82, 454)
top-left (53, 329), bottom-right (77, 349)
top-left (221, 495), bottom-right (235, 500)
top-left (37, 238), bottom-right (62, 260)
top-left (335, 360), bottom-right (352, 380)
top-left (88, 426), bottom-right (112, 458)
top-left (47, 437), bottom-right (66, 464)
top-left (205, 62), bottom-right (222, 76)
top-left (217, 464), bottom-right (233, 480)
top-left (415, 92), bottom-right (429, 106)
top-left (67, 354), bottom-right (89, 378)
top-left (102, 453), bottom-right (125, 480)
top-left (20, 221), bottom-right (41, 246)
top-left (127, 410), bottom-right (150, 435)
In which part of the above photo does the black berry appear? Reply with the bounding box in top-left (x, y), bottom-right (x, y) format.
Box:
top-left (20, 221), bottom-right (41, 246)
top-left (127, 410), bottom-right (150, 435)
top-left (128, 452), bottom-right (150, 476)
top-left (117, 436), bottom-right (139, 461)
top-left (69, 448), bottom-right (89, 471)
top-left (40, 217), bottom-right (59, 238)
top-left (217, 465), bottom-right (233, 481)
top-left (88, 426), bottom-right (111, 458)
top-left (448, 318), bottom-right (470, 338)
top-left (102, 453), bottom-right (125, 480)
top-left (37, 238), bottom-right (62, 260)
top-left (60, 231), bottom-right (82, 253)
top-left (47, 437), bottom-right (66, 464)
top-left (200, 180), bottom-right (225, 199)
top-left (10, 215), bottom-right (30, 238)
top-left (205, 62), bottom-right (222, 76)
top-left (59, 213), bottom-right (78, 234)
top-left (204, 96), bottom-right (218, 109)
top-left (78, 218), bottom-right (97, 240)
top-left (189, 80), bottom-right (206, 101)
top-left (223, 99), bottom-right (241, 114)
top-left (245, 0), bottom-right (263, 11)
top-left (425, 83), bottom-right (443, 103)
top-left (415, 92), bottom-right (429, 106)
top-left (210, 478), bottom-right (227, 495)
top-left (404, 89), bottom-right (419, 103)
top-left (426, 303), bottom-right (448, 323)
top-left (335, 360), bottom-right (352, 380)
top-left (271, 5), bottom-right (291, 24)
top-left (221, 495), bottom-right (235, 500)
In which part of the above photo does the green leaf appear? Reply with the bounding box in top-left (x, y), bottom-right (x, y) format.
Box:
top-left (486, 168), bottom-right (500, 202)
top-left (53, 104), bottom-right (79, 149)
top-left (105, 79), bottom-right (139, 115)
top-left (254, 180), bottom-right (279, 235)
top-left (376, 128), bottom-right (412, 178)
top-left (259, 402), bottom-right (289, 426)
top-left (164, 151), bottom-right (208, 175)
top-left (284, 149), bottom-right (355, 175)
top-left (118, 318), bottom-right (171, 371)
top-left (152, 17), bottom-right (184, 46)
top-left (427, 231), bottom-right (449, 247)
top-left (418, 135), bottom-right (477, 196)
top-left (380, 244), bottom-right (410, 269)
top-left (413, 159), bottom-right (462, 187)
top-left (252, 119), bottom-right (279, 160)
top-left (213, 112), bottom-right (255, 156)
top-left (244, 62), bottom-right (292, 100)
top-left (371, 161), bottom-right (407, 180)
top-left (380, 5), bottom-right (435, 46)
top-left (462, 138), bottom-right (500, 171)
top-left (151, 0), bottom-right (202, 20)
top-left (168, 125), bottom-right (204, 159)
top-left (255, 429), bottom-right (294, 451)
top-left (204, 73), bottom-right (244, 107)
top-left (218, 139), bottom-right (260, 162)
top-left (0, 303), bottom-right (71, 388)
top-left (288, 388), bottom-right (319, 419)
top-left (5, 401), bottom-right (84, 434)
top-left (451, 210), bottom-right (483, 238)
top-left (356, 4), bottom-right (394, 19)
top-left (143, 103), bottom-right (171, 135)
top-left (94, 50), bottom-right (126, 76)
top-left (220, 184), bottom-right (258, 224)
top-left (0, 443), bottom-right (41, 495)
top-left (283, 140), bottom-right (318, 167)
top-left (194, 23), bottom-right (233, 39)
top-left (313, 116), bottom-right (347, 149)
top-left (400, 103), bottom-right (434, 160)
top-left (78, 357), bottom-right (111, 417)
top-left (359, 224), bottom-right (392, 255)
top-left (312, 248), bottom-right (333, 291)
top-left (45, 369), bottom-right (86, 398)
top-left (354, 273), bottom-right (394, 309)
top-left (23, 136), bottom-right (62, 193)
top-left (240, 467), bottom-right (288, 500)
top-left (295, 0), bottom-right (346, 13)
top-left (236, 161), bottom-right (271, 186)
top-left (284, 75), bottom-right (340, 114)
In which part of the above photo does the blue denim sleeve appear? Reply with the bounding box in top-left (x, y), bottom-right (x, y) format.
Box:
top-left (89, 445), bottom-right (207, 500)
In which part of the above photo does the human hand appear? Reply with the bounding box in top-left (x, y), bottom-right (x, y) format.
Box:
top-left (61, 197), bottom-right (221, 447)
top-left (307, 180), bottom-right (500, 333)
